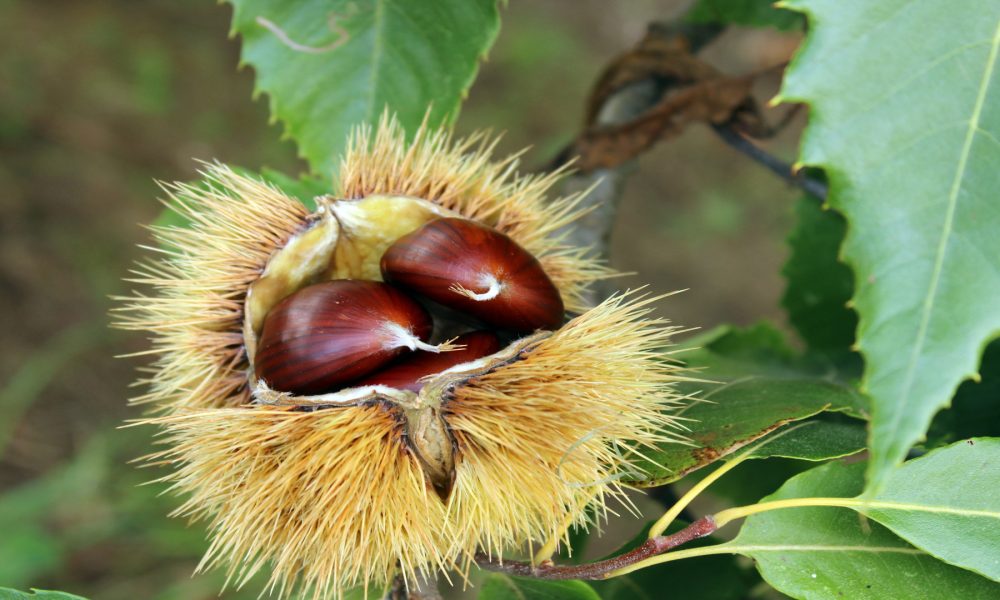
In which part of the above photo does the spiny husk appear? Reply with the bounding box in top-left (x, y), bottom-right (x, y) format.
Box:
top-left (116, 167), bottom-right (308, 409)
top-left (145, 292), bottom-right (689, 598)
top-left (117, 114), bottom-right (692, 599)
top-left (149, 403), bottom-right (446, 600)
top-left (116, 113), bottom-right (609, 413)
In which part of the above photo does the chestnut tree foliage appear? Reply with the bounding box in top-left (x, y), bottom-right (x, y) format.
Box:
top-left (22, 0), bottom-right (992, 599)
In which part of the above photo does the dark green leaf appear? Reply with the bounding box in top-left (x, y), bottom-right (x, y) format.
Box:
top-left (687, 0), bottom-right (803, 31)
top-left (860, 438), bottom-right (1000, 582)
top-left (0, 589), bottom-right (88, 600)
top-left (745, 417), bottom-right (866, 462)
top-left (478, 575), bottom-right (600, 600)
top-left (681, 322), bottom-right (799, 383)
top-left (781, 196), bottom-right (860, 372)
top-left (681, 323), bottom-right (866, 405)
top-left (722, 461), bottom-right (1000, 599)
top-left (779, 0), bottom-right (1000, 490)
top-left (227, 0), bottom-right (501, 174)
top-left (629, 377), bottom-right (863, 486)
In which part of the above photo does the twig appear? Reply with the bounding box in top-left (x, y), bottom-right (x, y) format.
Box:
top-left (556, 23), bottom-right (724, 304)
top-left (475, 516), bottom-right (717, 580)
top-left (711, 124), bottom-right (828, 200)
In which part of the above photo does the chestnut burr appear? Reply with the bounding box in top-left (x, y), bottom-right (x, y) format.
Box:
top-left (380, 218), bottom-right (564, 332)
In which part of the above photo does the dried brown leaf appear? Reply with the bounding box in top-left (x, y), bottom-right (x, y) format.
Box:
top-left (568, 24), bottom-right (770, 171)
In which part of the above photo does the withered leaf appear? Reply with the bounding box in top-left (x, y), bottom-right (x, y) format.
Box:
top-left (567, 24), bottom-right (770, 172)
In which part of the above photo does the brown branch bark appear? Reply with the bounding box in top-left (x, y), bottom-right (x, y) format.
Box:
top-left (475, 516), bottom-right (717, 581)
top-left (556, 23), bottom-right (725, 305)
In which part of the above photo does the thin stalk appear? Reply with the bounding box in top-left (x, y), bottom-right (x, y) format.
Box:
top-left (649, 420), bottom-right (813, 538)
top-left (647, 452), bottom-right (748, 538)
top-left (607, 544), bottom-right (736, 577)
top-left (477, 516), bottom-right (718, 581)
top-left (533, 491), bottom-right (598, 564)
top-left (711, 124), bottom-right (828, 200)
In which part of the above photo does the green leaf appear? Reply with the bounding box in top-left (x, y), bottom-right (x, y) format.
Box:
top-left (683, 407), bottom-right (865, 509)
top-left (779, 0), bottom-right (1000, 490)
top-left (628, 323), bottom-right (867, 485)
top-left (227, 0), bottom-right (501, 174)
top-left (629, 377), bottom-right (863, 486)
top-left (681, 323), bottom-right (866, 403)
top-left (859, 438), bottom-right (1000, 581)
top-left (781, 196), bottom-right (860, 372)
top-left (745, 417), bottom-right (867, 462)
top-left (720, 461), bottom-right (1000, 599)
top-left (0, 589), bottom-right (88, 600)
top-left (687, 0), bottom-right (804, 31)
top-left (682, 322), bottom-right (799, 381)
top-left (478, 575), bottom-right (600, 600)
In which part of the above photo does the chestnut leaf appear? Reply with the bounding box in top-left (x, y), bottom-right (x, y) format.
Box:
top-left (722, 460), bottom-right (1000, 599)
top-left (625, 323), bottom-right (867, 486)
top-left (856, 438), bottom-right (1000, 582)
top-left (226, 0), bottom-right (501, 174)
top-left (741, 417), bottom-right (867, 462)
top-left (781, 195), bottom-right (860, 374)
top-left (779, 0), bottom-right (1000, 491)
top-left (627, 377), bottom-right (864, 486)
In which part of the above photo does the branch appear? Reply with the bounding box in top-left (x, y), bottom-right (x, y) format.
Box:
top-left (475, 516), bottom-right (717, 581)
top-left (556, 23), bottom-right (724, 304)
top-left (711, 124), bottom-right (828, 200)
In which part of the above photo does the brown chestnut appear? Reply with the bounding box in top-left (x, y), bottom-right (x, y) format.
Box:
top-left (255, 280), bottom-right (451, 395)
top-left (352, 330), bottom-right (501, 392)
top-left (380, 218), bottom-right (564, 332)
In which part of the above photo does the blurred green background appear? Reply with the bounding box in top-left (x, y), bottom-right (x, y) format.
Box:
top-left (0, 1), bottom-right (803, 597)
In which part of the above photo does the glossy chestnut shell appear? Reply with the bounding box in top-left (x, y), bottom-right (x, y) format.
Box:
top-left (352, 330), bottom-right (501, 392)
top-left (380, 218), bottom-right (564, 332)
top-left (255, 280), bottom-right (434, 394)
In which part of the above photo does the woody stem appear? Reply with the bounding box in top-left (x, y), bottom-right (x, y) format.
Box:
top-left (474, 516), bottom-right (717, 580)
